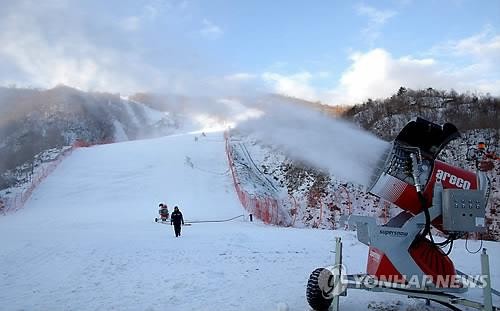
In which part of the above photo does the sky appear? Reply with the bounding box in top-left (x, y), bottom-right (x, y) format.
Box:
top-left (0, 0), bottom-right (499, 105)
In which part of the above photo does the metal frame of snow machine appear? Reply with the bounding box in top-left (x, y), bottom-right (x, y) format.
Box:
top-left (308, 237), bottom-right (499, 311)
top-left (155, 207), bottom-right (169, 223)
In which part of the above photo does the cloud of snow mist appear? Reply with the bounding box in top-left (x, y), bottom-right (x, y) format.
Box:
top-left (134, 93), bottom-right (267, 128)
top-left (236, 97), bottom-right (390, 187)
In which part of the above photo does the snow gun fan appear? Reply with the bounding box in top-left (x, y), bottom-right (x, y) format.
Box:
top-left (306, 117), bottom-right (495, 311)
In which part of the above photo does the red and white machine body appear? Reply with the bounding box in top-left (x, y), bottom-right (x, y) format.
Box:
top-left (348, 118), bottom-right (489, 291)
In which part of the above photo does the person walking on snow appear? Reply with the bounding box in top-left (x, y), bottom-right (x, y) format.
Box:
top-left (170, 206), bottom-right (184, 237)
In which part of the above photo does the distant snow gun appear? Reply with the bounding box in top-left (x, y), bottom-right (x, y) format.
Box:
top-left (467, 139), bottom-right (499, 172)
top-left (306, 117), bottom-right (499, 311)
top-left (155, 203), bottom-right (169, 222)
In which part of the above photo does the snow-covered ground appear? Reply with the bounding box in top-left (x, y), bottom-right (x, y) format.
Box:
top-left (0, 132), bottom-right (499, 311)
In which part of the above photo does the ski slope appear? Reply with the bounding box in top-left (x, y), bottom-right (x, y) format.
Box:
top-left (0, 131), bottom-right (499, 311)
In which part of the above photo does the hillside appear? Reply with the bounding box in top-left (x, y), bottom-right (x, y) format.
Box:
top-left (0, 85), bottom-right (184, 190)
top-left (343, 87), bottom-right (499, 139)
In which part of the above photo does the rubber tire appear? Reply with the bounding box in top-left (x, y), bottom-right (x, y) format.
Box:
top-left (155, 218), bottom-right (158, 222)
top-left (306, 268), bottom-right (333, 311)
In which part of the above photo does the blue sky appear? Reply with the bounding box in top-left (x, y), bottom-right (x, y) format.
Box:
top-left (0, 0), bottom-right (499, 104)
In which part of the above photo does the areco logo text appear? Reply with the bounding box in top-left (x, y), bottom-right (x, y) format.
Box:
top-left (436, 169), bottom-right (471, 189)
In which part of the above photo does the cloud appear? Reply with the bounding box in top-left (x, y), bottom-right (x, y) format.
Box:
top-left (261, 72), bottom-right (319, 102)
top-left (261, 34), bottom-right (500, 105)
top-left (328, 49), bottom-right (437, 103)
top-left (433, 27), bottom-right (500, 65)
top-left (356, 3), bottom-right (397, 44)
top-left (0, 0), bottom-right (211, 94)
top-left (120, 16), bottom-right (141, 31)
top-left (456, 32), bottom-right (498, 52)
top-left (455, 33), bottom-right (500, 59)
top-left (119, 2), bottom-right (168, 32)
top-left (328, 46), bottom-right (500, 104)
top-left (200, 19), bottom-right (223, 39)
top-left (144, 4), bottom-right (159, 19)
top-left (356, 3), bottom-right (397, 25)
top-left (0, 1), bottom-right (163, 92)
top-left (224, 73), bottom-right (257, 81)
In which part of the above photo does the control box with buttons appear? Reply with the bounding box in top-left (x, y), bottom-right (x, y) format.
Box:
top-left (441, 189), bottom-right (486, 232)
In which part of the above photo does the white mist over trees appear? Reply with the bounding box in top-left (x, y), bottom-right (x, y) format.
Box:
top-left (236, 97), bottom-right (389, 187)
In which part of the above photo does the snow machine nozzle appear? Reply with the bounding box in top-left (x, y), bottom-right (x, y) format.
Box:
top-left (367, 117), bottom-right (460, 193)
top-left (393, 117), bottom-right (459, 159)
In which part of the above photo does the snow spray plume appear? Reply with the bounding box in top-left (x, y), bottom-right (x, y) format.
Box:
top-left (236, 97), bottom-right (390, 187)
top-left (130, 92), bottom-right (266, 128)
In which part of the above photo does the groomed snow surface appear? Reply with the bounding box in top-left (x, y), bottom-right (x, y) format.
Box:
top-left (1, 131), bottom-right (499, 311)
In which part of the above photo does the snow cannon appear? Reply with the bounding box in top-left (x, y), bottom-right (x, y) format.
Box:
top-left (155, 204), bottom-right (169, 222)
top-left (306, 117), bottom-right (496, 311)
top-left (359, 117), bottom-right (490, 287)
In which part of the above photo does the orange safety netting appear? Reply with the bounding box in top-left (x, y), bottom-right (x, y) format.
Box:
top-left (225, 132), bottom-right (286, 225)
top-left (3, 139), bottom-right (111, 213)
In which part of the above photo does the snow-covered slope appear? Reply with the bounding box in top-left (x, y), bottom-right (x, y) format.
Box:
top-left (0, 85), bottom-right (187, 191)
top-left (0, 132), bottom-right (499, 311)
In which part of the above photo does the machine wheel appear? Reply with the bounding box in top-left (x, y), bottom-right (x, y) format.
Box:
top-left (306, 268), bottom-right (333, 311)
top-left (154, 218), bottom-right (158, 222)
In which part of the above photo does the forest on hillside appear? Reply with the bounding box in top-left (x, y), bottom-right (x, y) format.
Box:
top-left (342, 87), bottom-right (499, 139)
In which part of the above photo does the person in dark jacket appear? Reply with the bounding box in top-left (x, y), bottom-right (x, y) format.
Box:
top-left (170, 206), bottom-right (184, 237)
